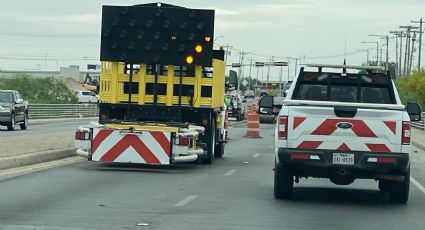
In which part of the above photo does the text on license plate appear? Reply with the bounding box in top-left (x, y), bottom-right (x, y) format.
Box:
top-left (332, 153), bottom-right (354, 165)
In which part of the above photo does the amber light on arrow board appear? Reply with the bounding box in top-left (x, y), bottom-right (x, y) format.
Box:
top-left (186, 55), bottom-right (194, 64)
top-left (195, 45), bottom-right (203, 53)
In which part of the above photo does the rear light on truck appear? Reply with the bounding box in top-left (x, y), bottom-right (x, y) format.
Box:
top-left (278, 116), bottom-right (288, 139)
top-left (75, 130), bottom-right (89, 140)
top-left (175, 137), bottom-right (190, 146)
top-left (402, 121), bottom-right (411, 145)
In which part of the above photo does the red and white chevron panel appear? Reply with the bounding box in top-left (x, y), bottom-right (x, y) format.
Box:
top-left (290, 117), bottom-right (401, 153)
top-left (91, 128), bottom-right (172, 165)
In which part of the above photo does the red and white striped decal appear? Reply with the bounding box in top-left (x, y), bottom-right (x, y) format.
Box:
top-left (91, 128), bottom-right (172, 165)
top-left (292, 117), bottom-right (399, 153)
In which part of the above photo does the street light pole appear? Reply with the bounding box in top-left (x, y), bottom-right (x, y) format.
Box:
top-left (369, 34), bottom-right (389, 70)
top-left (361, 41), bottom-right (379, 66)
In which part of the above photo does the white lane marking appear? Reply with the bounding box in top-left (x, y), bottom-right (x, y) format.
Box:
top-left (224, 169), bottom-right (237, 176)
top-left (0, 157), bottom-right (84, 179)
top-left (175, 195), bottom-right (197, 207)
top-left (252, 153), bottom-right (261, 158)
top-left (411, 177), bottom-right (425, 195)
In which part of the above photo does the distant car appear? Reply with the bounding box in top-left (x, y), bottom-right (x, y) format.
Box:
top-left (244, 90), bottom-right (255, 99)
top-left (0, 90), bottom-right (29, 130)
top-left (75, 90), bottom-right (98, 103)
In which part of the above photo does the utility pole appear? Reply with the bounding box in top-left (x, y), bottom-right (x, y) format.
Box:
top-left (412, 18), bottom-right (423, 71)
top-left (279, 65), bottom-right (283, 96)
top-left (400, 25), bottom-right (419, 74)
top-left (409, 31), bottom-right (417, 74)
top-left (224, 44), bottom-right (233, 67)
top-left (248, 58), bottom-right (253, 90)
top-left (391, 31), bottom-right (404, 76)
top-left (399, 32), bottom-right (404, 75)
top-left (385, 35), bottom-right (389, 71)
top-left (266, 56), bottom-right (273, 89)
top-left (237, 51), bottom-right (245, 91)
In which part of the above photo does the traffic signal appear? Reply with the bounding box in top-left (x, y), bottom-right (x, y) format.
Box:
top-left (100, 3), bottom-right (215, 66)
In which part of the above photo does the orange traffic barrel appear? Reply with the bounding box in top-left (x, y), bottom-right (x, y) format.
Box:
top-left (244, 113), bottom-right (261, 138)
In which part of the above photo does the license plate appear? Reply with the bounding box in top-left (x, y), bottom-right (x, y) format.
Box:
top-left (332, 153), bottom-right (354, 165)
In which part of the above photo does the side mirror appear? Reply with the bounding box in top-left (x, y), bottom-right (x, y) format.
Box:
top-left (283, 92), bottom-right (287, 97)
top-left (16, 99), bottom-right (24, 104)
top-left (242, 99), bottom-right (247, 103)
top-left (258, 95), bottom-right (274, 109)
top-left (407, 101), bottom-right (422, 122)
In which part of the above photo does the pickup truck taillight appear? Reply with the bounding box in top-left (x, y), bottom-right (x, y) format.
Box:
top-left (278, 116), bottom-right (288, 139)
top-left (402, 121), bottom-right (411, 145)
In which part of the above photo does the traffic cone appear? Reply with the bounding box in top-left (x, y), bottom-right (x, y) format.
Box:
top-left (244, 113), bottom-right (261, 138)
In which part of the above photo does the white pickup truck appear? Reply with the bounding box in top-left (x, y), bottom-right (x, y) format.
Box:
top-left (259, 64), bottom-right (422, 203)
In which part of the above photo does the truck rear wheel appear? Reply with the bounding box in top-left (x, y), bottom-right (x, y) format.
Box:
top-left (200, 119), bottom-right (216, 164)
top-left (274, 162), bottom-right (293, 199)
top-left (388, 168), bottom-right (410, 204)
top-left (215, 137), bottom-right (224, 158)
top-left (7, 113), bottom-right (15, 131)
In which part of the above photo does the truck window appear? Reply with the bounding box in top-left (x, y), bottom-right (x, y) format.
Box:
top-left (293, 72), bottom-right (395, 104)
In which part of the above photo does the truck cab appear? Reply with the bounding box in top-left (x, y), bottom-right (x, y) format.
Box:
top-left (261, 64), bottom-right (422, 203)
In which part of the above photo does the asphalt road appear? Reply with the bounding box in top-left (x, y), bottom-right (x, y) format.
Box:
top-left (1, 123), bottom-right (425, 229)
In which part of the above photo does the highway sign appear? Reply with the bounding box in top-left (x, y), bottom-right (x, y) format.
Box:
top-left (274, 62), bottom-right (288, 66)
top-left (255, 62), bottom-right (265, 67)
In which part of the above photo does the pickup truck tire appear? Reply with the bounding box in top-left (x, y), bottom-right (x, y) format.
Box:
top-left (200, 119), bottom-right (216, 164)
top-left (388, 168), bottom-right (410, 204)
top-left (274, 162), bottom-right (293, 199)
top-left (20, 113), bottom-right (28, 130)
top-left (7, 113), bottom-right (15, 131)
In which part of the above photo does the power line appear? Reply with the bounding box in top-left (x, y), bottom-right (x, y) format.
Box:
top-left (0, 56), bottom-right (98, 61)
top-left (0, 31), bottom-right (98, 38)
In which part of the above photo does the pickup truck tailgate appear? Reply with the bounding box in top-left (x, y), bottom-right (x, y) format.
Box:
top-left (288, 106), bottom-right (403, 153)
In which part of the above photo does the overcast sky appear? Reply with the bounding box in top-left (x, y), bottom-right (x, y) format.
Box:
top-left (0, 0), bottom-right (424, 81)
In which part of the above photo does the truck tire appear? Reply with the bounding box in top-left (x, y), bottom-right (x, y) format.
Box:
top-left (20, 112), bottom-right (28, 130)
top-left (7, 113), bottom-right (15, 131)
top-left (274, 162), bottom-right (293, 199)
top-left (200, 119), bottom-right (216, 164)
top-left (388, 168), bottom-right (410, 204)
top-left (215, 135), bottom-right (225, 158)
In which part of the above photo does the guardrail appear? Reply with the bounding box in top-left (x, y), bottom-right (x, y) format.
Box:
top-left (29, 104), bottom-right (99, 119)
top-left (411, 112), bottom-right (425, 130)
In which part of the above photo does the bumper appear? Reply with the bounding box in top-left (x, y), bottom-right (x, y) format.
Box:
top-left (277, 148), bottom-right (410, 179)
top-left (0, 113), bottom-right (11, 123)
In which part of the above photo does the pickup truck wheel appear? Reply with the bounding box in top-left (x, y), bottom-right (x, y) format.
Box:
top-left (20, 113), bottom-right (28, 130)
top-left (388, 168), bottom-right (410, 204)
top-left (7, 113), bottom-right (15, 131)
top-left (274, 162), bottom-right (293, 199)
top-left (200, 119), bottom-right (216, 164)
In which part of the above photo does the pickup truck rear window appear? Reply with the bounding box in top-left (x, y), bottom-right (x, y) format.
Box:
top-left (293, 72), bottom-right (395, 104)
